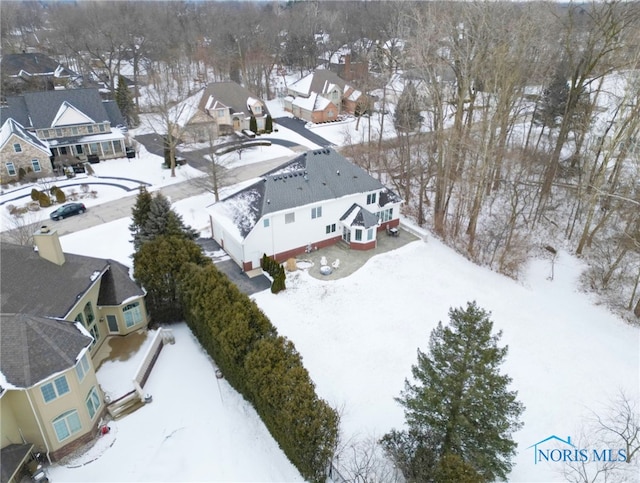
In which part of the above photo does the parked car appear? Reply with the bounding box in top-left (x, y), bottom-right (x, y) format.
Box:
top-left (50, 203), bottom-right (87, 221)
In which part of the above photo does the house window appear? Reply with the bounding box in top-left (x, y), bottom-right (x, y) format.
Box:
top-left (52, 410), bottom-right (82, 442)
top-left (86, 387), bottom-right (101, 419)
top-left (99, 124), bottom-right (106, 132)
top-left (123, 301), bottom-right (143, 328)
top-left (84, 302), bottom-right (95, 324)
top-left (75, 353), bottom-right (90, 382)
top-left (101, 142), bottom-right (113, 155)
top-left (378, 208), bottom-right (393, 223)
top-left (254, 105), bottom-right (262, 114)
top-left (326, 224), bottom-right (336, 234)
top-left (76, 145), bottom-right (84, 155)
top-left (32, 159), bottom-right (42, 172)
top-left (367, 193), bottom-right (377, 205)
top-left (311, 206), bottom-right (322, 219)
top-left (72, 127), bottom-right (79, 135)
top-left (55, 128), bottom-right (63, 137)
top-left (113, 142), bottom-right (123, 154)
top-left (87, 125), bottom-right (94, 134)
top-left (6, 162), bottom-right (16, 176)
top-left (263, 218), bottom-right (270, 228)
top-left (285, 212), bottom-right (295, 224)
top-left (367, 228), bottom-right (374, 241)
top-left (89, 325), bottom-right (100, 348)
top-left (89, 143), bottom-right (99, 154)
top-left (328, 110), bottom-right (334, 117)
top-left (217, 109), bottom-right (225, 118)
top-left (355, 229), bottom-right (362, 241)
top-left (41, 375), bottom-right (70, 403)
top-left (13, 143), bottom-right (22, 153)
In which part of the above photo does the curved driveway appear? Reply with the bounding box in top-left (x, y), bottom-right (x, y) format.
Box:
top-left (274, 117), bottom-right (334, 147)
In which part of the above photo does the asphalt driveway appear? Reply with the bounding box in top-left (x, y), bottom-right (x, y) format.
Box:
top-left (274, 117), bottom-right (334, 147)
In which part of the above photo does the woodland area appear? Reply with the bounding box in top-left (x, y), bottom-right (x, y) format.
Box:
top-left (2, 0), bottom-right (639, 322)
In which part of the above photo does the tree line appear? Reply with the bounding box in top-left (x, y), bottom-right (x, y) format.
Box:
top-left (129, 188), bottom-right (339, 482)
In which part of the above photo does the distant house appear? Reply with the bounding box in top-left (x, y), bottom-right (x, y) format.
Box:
top-left (0, 227), bottom-right (149, 463)
top-left (171, 81), bottom-right (270, 143)
top-left (0, 88), bottom-right (126, 164)
top-left (0, 118), bottom-right (53, 184)
top-left (284, 70), bottom-right (367, 123)
top-left (1, 52), bottom-right (79, 96)
top-left (327, 49), bottom-right (369, 83)
top-left (208, 148), bottom-right (402, 271)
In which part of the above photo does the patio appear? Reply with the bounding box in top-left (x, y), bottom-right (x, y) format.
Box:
top-left (296, 225), bottom-right (421, 280)
top-left (92, 329), bottom-right (150, 372)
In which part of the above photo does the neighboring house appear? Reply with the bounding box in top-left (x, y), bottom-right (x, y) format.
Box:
top-left (0, 226), bottom-right (149, 462)
top-left (0, 118), bottom-right (53, 184)
top-left (171, 81), bottom-right (270, 143)
top-left (208, 148), bottom-right (402, 271)
top-left (326, 49), bottom-right (369, 83)
top-left (1, 52), bottom-right (79, 96)
top-left (284, 70), bottom-right (367, 123)
top-left (0, 88), bottom-right (126, 163)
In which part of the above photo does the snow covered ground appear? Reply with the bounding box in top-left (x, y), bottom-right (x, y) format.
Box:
top-left (7, 71), bottom-right (640, 482)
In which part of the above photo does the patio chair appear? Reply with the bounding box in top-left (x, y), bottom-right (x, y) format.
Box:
top-left (321, 256), bottom-right (327, 266)
top-left (331, 259), bottom-right (340, 270)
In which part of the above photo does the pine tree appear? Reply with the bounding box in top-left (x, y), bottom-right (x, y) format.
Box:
top-left (115, 74), bottom-right (139, 128)
top-left (394, 81), bottom-right (423, 133)
top-left (382, 301), bottom-right (524, 482)
top-left (137, 193), bottom-right (198, 247)
top-left (130, 186), bottom-right (153, 250)
top-left (265, 114), bottom-right (273, 133)
top-left (250, 115), bottom-right (258, 134)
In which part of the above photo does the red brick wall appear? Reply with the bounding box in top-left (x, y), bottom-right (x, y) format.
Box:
top-left (350, 240), bottom-right (376, 251)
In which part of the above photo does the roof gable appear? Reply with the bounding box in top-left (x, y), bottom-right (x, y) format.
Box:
top-left (3, 89), bottom-right (117, 129)
top-left (340, 203), bottom-right (379, 228)
top-left (199, 82), bottom-right (270, 118)
top-left (290, 70), bottom-right (347, 97)
top-left (51, 101), bottom-right (95, 127)
top-left (0, 313), bottom-right (91, 389)
top-left (0, 118), bottom-right (50, 154)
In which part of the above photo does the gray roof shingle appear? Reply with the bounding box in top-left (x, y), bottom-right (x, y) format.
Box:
top-left (1, 53), bottom-right (76, 78)
top-left (1, 88), bottom-right (121, 129)
top-left (0, 313), bottom-right (91, 388)
top-left (0, 243), bottom-right (143, 318)
top-left (199, 82), bottom-right (270, 118)
top-left (218, 148), bottom-right (400, 237)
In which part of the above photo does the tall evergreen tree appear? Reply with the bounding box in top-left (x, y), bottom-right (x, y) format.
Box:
top-left (129, 186), bottom-right (153, 249)
top-left (249, 115), bottom-right (258, 134)
top-left (115, 74), bottom-right (139, 127)
top-left (137, 193), bottom-right (198, 248)
top-left (265, 114), bottom-right (273, 133)
top-left (394, 81), bottom-right (423, 133)
top-left (133, 235), bottom-right (205, 322)
top-left (382, 301), bottom-right (524, 482)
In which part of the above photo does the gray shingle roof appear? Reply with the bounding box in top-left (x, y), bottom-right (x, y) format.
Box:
top-left (219, 148), bottom-right (400, 237)
top-left (1, 88), bottom-right (121, 129)
top-left (0, 243), bottom-right (142, 318)
top-left (1, 443), bottom-right (34, 483)
top-left (340, 203), bottom-right (379, 228)
top-left (1, 53), bottom-right (76, 78)
top-left (0, 313), bottom-right (91, 388)
top-left (199, 82), bottom-right (270, 118)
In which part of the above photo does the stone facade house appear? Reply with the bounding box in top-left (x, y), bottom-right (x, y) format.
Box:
top-left (0, 118), bottom-right (53, 184)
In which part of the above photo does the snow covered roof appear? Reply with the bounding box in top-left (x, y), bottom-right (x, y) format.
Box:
top-left (171, 89), bottom-right (205, 127)
top-left (0, 313), bottom-right (92, 389)
top-left (0, 118), bottom-right (50, 154)
top-left (289, 70), bottom-right (347, 97)
top-left (291, 92), bottom-right (334, 112)
top-left (211, 148), bottom-right (401, 238)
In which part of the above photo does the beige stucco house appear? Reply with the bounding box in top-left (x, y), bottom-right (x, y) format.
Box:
top-left (0, 227), bottom-right (149, 469)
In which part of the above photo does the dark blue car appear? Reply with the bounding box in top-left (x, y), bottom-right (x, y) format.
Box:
top-left (50, 203), bottom-right (87, 221)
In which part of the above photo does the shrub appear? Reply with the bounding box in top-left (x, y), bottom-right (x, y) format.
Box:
top-left (18, 167), bottom-right (26, 180)
top-left (30, 188), bottom-right (40, 201)
top-left (55, 189), bottom-right (66, 204)
top-left (37, 191), bottom-right (51, 208)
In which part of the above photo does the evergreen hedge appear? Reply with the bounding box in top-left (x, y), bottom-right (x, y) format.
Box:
top-left (261, 253), bottom-right (286, 293)
top-left (179, 261), bottom-right (338, 482)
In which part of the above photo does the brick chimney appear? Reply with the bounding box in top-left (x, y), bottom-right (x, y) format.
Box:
top-left (33, 226), bottom-right (65, 265)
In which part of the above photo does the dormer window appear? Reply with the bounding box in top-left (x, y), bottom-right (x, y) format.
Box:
top-left (98, 124), bottom-right (106, 132)
top-left (87, 125), bottom-right (94, 134)
top-left (254, 105), bottom-right (262, 114)
top-left (55, 128), bottom-right (63, 137)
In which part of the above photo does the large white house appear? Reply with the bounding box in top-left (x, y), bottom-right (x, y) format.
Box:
top-left (208, 148), bottom-right (402, 271)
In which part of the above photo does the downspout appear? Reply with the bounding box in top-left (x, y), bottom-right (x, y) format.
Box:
top-left (26, 389), bottom-right (52, 464)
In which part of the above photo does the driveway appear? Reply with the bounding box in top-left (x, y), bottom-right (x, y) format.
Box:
top-left (274, 117), bottom-right (334, 147)
top-left (196, 238), bottom-right (271, 295)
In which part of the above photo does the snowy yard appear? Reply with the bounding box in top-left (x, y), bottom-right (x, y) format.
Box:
top-left (6, 74), bottom-right (639, 482)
